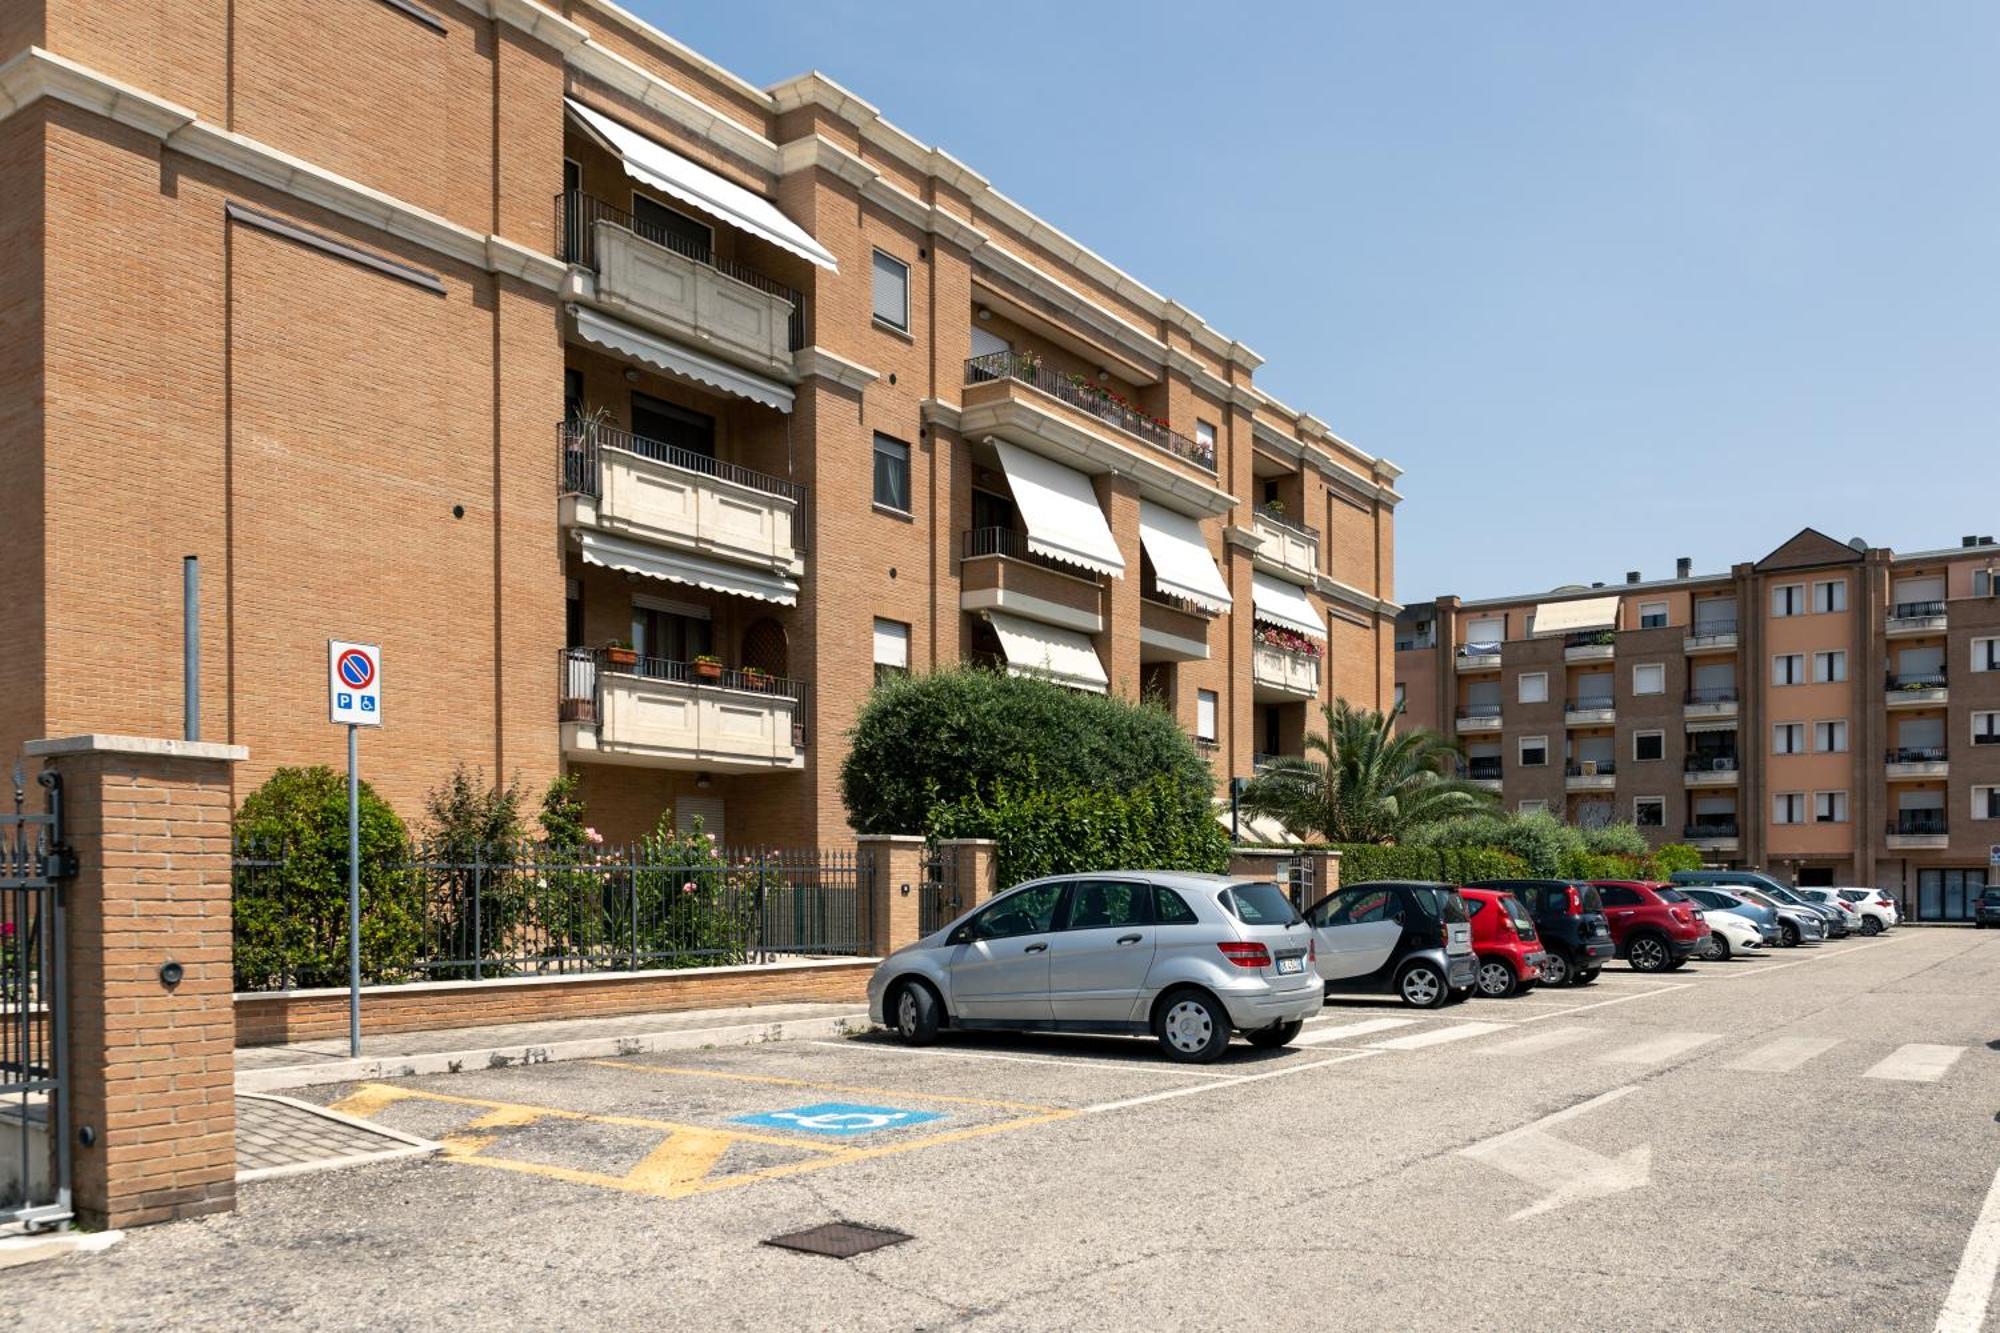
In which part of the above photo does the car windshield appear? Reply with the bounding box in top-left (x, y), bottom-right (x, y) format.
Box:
top-left (1223, 882), bottom-right (1302, 926)
top-left (1983, 889), bottom-right (2000, 904)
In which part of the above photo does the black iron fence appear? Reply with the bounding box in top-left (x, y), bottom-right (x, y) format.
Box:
top-left (1887, 671), bottom-right (1948, 691)
top-left (1891, 600), bottom-right (1947, 621)
top-left (2, 765), bottom-right (70, 1230)
top-left (964, 350), bottom-right (1215, 472)
top-left (558, 421), bottom-right (809, 550)
top-left (1684, 821), bottom-right (1739, 839)
top-left (1890, 812), bottom-right (1948, 838)
top-left (1685, 686), bottom-right (1739, 705)
top-left (233, 836), bottom-right (868, 992)
top-left (1886, 746), bottom-right (1947, 764)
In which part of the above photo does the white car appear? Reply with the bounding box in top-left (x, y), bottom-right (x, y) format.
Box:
top-left (1827, 887), bottom-right (1898, 934)
top-left (1791, 888), bottom-right (1864, 935)
top-left (1697, 909), bottom-right (1767, 961)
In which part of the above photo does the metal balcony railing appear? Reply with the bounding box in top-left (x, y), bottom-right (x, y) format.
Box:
top-left (1887, 671), bottom-right (1948, 691)
top-left (1686, 618), bottom-right (1739, 640)
top-left (1565, 631), bottom-right (1616, 649)
top-left (1465, 759), bottom-right (1504, 781)
top-left (1685, 755), bottom-right (1739, 773)
top-left (1455, 703), bottom-right (1503, 721)
top-left (964, 350), bottom-right (1215, 472)
top-left (1684, 821), bottom-right (1739, 839)
top-left (1889, 811), bottom-right (1948, 837)
top-left (1890, 600), bottom-right (1947, 620)
top-left (1565, 698), bottom-right (1616, 712)
top-left (960, 526), bottom-right (1099, 580)
top-left (559, 647), bottom-right (809, 747)
top-left (1564, 761), bottom-right (1616, 777)
top-left (1685, 686), bottom-right (1739, 705)
top-left (1254, 508), bottom-right (1321, 541)
top-left (1886, 746), bottom-right (1948, 765)
top-left (558, 422), bottom-right (808, 550)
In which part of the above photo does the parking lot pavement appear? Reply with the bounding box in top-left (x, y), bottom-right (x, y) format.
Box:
top-left (8, 929), bottom-right (2000, 1331)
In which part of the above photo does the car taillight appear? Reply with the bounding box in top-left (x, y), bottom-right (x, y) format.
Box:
top-left (1566, 886), bottom-right (1582, 914)
top-left (1877, 897), bottom-right (1894, 909)
top-left (1309, 938), bottom-right (1317, 963)
top-left (1218, 941), bottom-right (1271, 969)
top-left (1671, 907), bottom-right (1691, 925)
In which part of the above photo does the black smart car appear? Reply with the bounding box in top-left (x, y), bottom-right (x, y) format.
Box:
top-left (1463, 879), bottom-right (1615, 987)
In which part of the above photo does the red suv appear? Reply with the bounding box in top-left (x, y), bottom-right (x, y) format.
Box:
top-left (1460, 887), bottom-right (1546, 997)
top-left (1591, 880), bottom-right (1706, 972)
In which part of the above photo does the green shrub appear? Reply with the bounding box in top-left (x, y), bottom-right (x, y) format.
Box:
top-left (232, 766), bottom-right (421, 990)
top-left (1559, 851), bottom-right (1649, 882)
top-left (1332, 844), bottom-right (1528, 885)
top-left (930, 779), bottom-right (1230, 888)
top-left (631, 812), bottom-right (756, 966)
top-left (1582, 823), bottom-right (1649, 857)
top-left (842, 668), bottom-right (1212, 835)
top-left (1648, 843), bottom-right (1705, 876)
top-left (421, 766), bottom-right (531, 976)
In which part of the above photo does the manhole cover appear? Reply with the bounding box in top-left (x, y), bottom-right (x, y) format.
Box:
top-left (764, 1222), bottom-right (912, 1259)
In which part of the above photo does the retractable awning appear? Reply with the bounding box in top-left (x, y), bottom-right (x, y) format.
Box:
top-left (986, 611), bottom-right (1109, 694)
top-left (992, 441), bottom-right (1125, 579)
top-left (577, 530), bottom-right (798, 606)
top-left (1252, 572), bottom-right (1326, 640)
top-left (1138, 502), bottom-right (1230, 614)
top-left (572, 306), bottom-right (793, 413)
top-left (1532, 595), bottom-right (1620, 637)
top-left (1684, 718), bottom-right (1741, 735)
top-left (565, 98), bottom-right (838, 271)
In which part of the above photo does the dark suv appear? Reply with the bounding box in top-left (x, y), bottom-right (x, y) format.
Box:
top-left (1465, 880), bottom-right (1615, 987)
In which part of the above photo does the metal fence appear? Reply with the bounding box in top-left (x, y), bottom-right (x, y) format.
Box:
top-left (232, 838), bottom-right (868, 992)
top-left (917, 848), bottom-right (963, 936)
top-left (2, 765), bottom-right (71, 1231)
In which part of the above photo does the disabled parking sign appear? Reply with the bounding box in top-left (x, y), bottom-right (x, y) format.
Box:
top-left (732, 1103), bottom-right (945, 1136)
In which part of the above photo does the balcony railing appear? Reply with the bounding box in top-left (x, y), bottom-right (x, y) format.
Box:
top-left (1891, 600), bottom-right (1947, 621)
top-left (1564, 761), bottom-right (1616, 777)
top-left (1456, 642), bottom-right (1503, 661)
top-left (1886, 746), bottom-right (1948, 765)
top-left (559, 421), bottom-right (807, 551)
top-left (560, 647), bottom-right (809, 747)
top-left (964, 350), bottom-right (1215, 472)
top-left (1565, 631), bottom-right (1616, 649)
top-left (1685, 755), bottom-right (1739, 773)
top-left (1465, 759), bottom-right (1504, 781)
top-left (1887, 671), bottom-right (1948, 692)
top-left (1455, 704), bottom-right (1503, 721)
top-left (1565, 698), bottom-right (1616, 713)
top-left (1685, 686), bottom-right (1739, 705)
top-left (961, 525), bottom-right (1100, 579)
top-left (1890, 811), bottom-right (1948, 837)
top-left (1687, 618), bottom-right (1739, 640)
top-left (1684, 821), bottom-right (1739, 839)
top-left (556, 191), bottom-right (804, 349)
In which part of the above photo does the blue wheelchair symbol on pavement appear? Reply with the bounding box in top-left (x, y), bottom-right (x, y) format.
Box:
top-left (732, 1102), bottom-right (945, 1136)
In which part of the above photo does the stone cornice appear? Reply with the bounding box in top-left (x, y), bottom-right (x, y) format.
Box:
top-left (567, 38), bottom-right (779, 174)
top-left (793, 345), bottom-right (880, 392)
top-left (1317, 574), bottom-right (1402, 618)
top-left (463, 0), bottom-right (590, 53)
top-left (1249, 418), bottom-right (1401, 508)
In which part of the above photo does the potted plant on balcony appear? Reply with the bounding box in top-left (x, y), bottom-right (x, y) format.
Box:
top-left (741, 666), bottom-right (774, 692)
top-left (1262, 498), bottom-right (1286, 519)
top-left (604, 638), bottom-right (638, 669)
top-left (692, 653), bottom-right (724, 682)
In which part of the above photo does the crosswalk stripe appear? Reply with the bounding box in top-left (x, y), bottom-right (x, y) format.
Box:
top-left (1864, 1044), bottom-right (1965, 1083)
top-left (1724, 1036), bottom-right (1841, 1073)
top-left (1370, 1021), bottom-right (1510, 1051)
top-left (1597, 1031), bottom-right (1721, 1065)
top-left (1476, 1027), bottom-right (1595, 1057)
top-left (1292, 1017), bottom-right (1420, 1046)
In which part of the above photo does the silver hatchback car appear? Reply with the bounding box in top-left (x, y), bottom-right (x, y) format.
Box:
top-left (868, 872), bottom-right (1321, 1063)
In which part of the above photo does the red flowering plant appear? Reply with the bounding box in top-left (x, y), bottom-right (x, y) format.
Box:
top-left (1254, 623), bottom-right (1323, 659)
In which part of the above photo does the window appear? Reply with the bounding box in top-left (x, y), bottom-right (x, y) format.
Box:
top-left (1773, 793), bottom-right (1806, 824)
top-left (1638, 601), bottom-right (1668, 630)
top-left (1394, 683), bottom-right (1406, 710)
top-left (1222, 883), bottom-right (1301, 925)
top-left (1974, 712), bottom-right (2000, 746)
top-left (1634, 731), bottom-right (1664, 763)
top-left (1463, 615), bottom-right (1504, 645)
top-left (1153, 886), bottom-right (1199, 925)
top-left (968, 883), bottom-right (1063, 940)
top-left (632, 392), bottom-right (716, 458)
top-left (1977, 570), bottom-right (1993, 598)
top-left (1196, 689), bottom-right (1218, 742)
top-left (1310, 887), bottom-right (1398, 928)
top-left (1063, 880), bottom-right (1150, 930)
top-left (1632, 663), bottom-right (1666, 696)
top-left (1518, 672), bottom-right (1548, 704)
top-left (872, 618), bottom-right (909, 684)
top-left (871, 249), bottom-right (910, 330)
top-left (631, 599), bottom-right (711, 664)
top-left (1519, 735), bottom-right (1549, 767)
top-left (1772, 654), bottom-right (1805, 686)
top-left (1518, 800), bottom-right (1547, 814)
top-left (1196, 419), bottom-right (1217, 459)
top-left (1634, 796), bottom-right (1665, 828)
top-left (1813, 720), bottom-right (1849, 753)
top-left (1771, 584), bottom-right (1804, 617)
top-left (1773, 723), bottom-right (1805, 755)
top-left (1975, 787), bottom-right (2000, 822)
top-left (970, 323), bottom-right (1009, 361)
top-left (872, 433), bottom-right (910, 511)
top-left (1975, 638), bottom-right (2000, 673)
top-left (1814, 791), bottom-right (1849, 824)
top-left (1812, 579), bottom-right (1847, 613)
top-left (1598, 885), bottom-right (1642, 907)
top-left (563, 367), bottom-right (584, 422)
top-left (632, 194), bottom-right (713, 257)
top-left (1812, 650), bottom-right (1847, 684)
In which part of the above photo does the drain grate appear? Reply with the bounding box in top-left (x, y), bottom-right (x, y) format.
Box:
top-left (763, 1222), bottom-right (913, 1260)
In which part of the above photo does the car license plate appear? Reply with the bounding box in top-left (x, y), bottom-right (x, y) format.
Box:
top-left (1276, 955), bottom-right (1304, 975)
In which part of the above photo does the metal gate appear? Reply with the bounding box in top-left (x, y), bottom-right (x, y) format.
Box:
top-left (917, 848), bottom-right (963, 937)
top-left (1277, 854), bottom-right (1316, 910)
top-left (2, 765), bottom-right (71, 1231)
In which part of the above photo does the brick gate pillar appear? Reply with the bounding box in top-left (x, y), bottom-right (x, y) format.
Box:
top-left (936, 837), bottom-right (998, 910)
top-left (857, 834), bottom-right (926, 958)
top-left (26, 735), bottom-right (246, 1229)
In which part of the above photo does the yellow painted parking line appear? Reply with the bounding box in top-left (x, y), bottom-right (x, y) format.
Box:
top-left (327, 1082), bottom-right (846, 1153)
top-left (586, 1058), bottom-right (1065, 1114)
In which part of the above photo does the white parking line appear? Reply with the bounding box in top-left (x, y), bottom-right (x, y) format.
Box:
top-left (1704, 936), bottom-right (1902, 980)
top-left (1477, 1027), bottom-right (1596, 1057)
top-left (1291, 1017), bottom-right (1421, 1046)
top-left (1514, 983), bottom-right (1692, 1024)
top-left (804, 1041), bottom-right (1244, 1079)
top-left (1597, 1031), bottom-right (1722, 1066)
top-left (1935, 1155), bottom-right (2000, 1332)
top-left (1724, 1036), bottom-right (1841, 1073)
top-left (1369, 1021), bottom-right (1511, 1051)
top-left (1081, 1049), bottom-right (1382, 1114)
top-left (1864, 1044), bottom-right (1966, 1083)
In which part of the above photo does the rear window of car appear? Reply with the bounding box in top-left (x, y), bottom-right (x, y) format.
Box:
top-left (1983, 889), bottom-right (2000, 904)
top-left (1501, 896), bottom-right (1535, 930)
top-left (1572, 884), bottom-right (1603, 913)
top-left (1656, 888), bottom-right (1689, 903)
top-left (1410, 886), bottom-right (1469, 923)
top-left (1464, 897), bottom-right (1487, 918)
top-left (1222, 882), bottom-right (1302, 926)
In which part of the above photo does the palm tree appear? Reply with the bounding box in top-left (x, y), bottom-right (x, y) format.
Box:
top-left (1240, 700), bottom-right (1494, 844)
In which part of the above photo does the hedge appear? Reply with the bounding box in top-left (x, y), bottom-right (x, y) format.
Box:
top-left (930, 779), bottom-right (1229, 888)
top-left (1331, 844), bottom-right (1529, 886)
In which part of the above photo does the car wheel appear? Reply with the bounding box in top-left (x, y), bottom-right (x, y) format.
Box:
top-left (1627, 934), bottom-right (1671, 973)
top-left (1704, 931), bottom-right (1731, 961)
top-left (1860, 916), bottom-right (1882, 936)
top-left (1539, 951), bottom-right (1572, 987)
top-left (1781, 921), bottom-right (1801, 948)
top-left (1477, 958), bottom-right (1518, 998)
top-left (1396, 961), bottom-right (1450, 1009)
top-left (1247, 1019), bottom-right (1304, 1050)
top-left (1575, 969), bottom-right (1601, 987)
top-left (1154, 989), bottom-right (1232, 1064)
top-left (891, 979), bottom-right (942, 1046)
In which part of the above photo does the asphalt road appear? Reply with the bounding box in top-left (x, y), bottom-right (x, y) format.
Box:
top-left (8, 927), bottom-right (2000, 1331)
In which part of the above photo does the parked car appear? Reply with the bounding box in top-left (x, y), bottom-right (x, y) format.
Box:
top-left (1461, 887), bottom-right (1546, 997)
top-left (1304, 881), bottom-right (1478, 1008)
top-left (1829, 888), bottom-right (1899, 934)
top-left (1697, 907), bottom-right (1767, 960)
top-left (1669, 873), bottom-right (1824, 947)
top-left (1791, 888), bottom-right (1864, 935)
top-left (1675, 886), bottom-right (1786, 947)
top-left (1738, 888), bottom-right (1826, 946)
top-left (1463, 879), bottom-right (1615, 987)
top-left (1591, 880), bottom-right (1707, 972)
top-left (869, 872), bottom-right (1320, 1063)
top-left (1759, 884), bottom-right (1850, 938)
top-left (1976, 886), bottom-right (2000, 929)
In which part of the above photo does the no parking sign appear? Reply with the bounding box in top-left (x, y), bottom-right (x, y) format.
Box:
top-left (328, 641), bottom-right (382, 726)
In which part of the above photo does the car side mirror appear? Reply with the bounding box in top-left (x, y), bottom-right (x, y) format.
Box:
top-left (947, 923), bottom-right (976, 946)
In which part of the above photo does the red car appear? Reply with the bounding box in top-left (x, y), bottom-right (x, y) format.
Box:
top-left (1460, 887), bottom-right (1546, 997)
top-left (1590, 880), bottom-right (1707, 972)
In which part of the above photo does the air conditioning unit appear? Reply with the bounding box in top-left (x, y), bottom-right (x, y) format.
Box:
top-left (1581, 760), bottom-right (1598, 776)
top-left (1714, 757), bottom-right (1735, 772)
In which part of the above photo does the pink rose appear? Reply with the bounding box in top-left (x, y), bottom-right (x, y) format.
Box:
top-left (584, 827), bottom-right (604, 845)
top-left (681, 882), bottom-right (696, 895)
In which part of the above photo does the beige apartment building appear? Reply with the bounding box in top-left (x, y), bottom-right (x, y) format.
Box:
top-left (0, 0), bottom-right (1400, 849)
top-left (1395, 529), bottom-right (2000, 920)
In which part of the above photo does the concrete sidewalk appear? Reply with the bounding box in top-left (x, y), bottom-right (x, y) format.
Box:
top-left (235, 1001), bottom-right (872, 1092)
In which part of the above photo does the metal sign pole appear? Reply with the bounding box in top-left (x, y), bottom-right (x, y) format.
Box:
top-left (348, 722), bottom-right (360, 1058)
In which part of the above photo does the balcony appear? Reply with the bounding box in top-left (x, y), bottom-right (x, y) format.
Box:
top-left (1683, 821), bottom-right (1740, 852)
top-left (1885, 811), bottom-right (1949, 850)
top-left (1455, 643), bottom-right (1503, 673)
top-left (1140, 594), bottom-right (1211, 662)
top-left (1886, 672), bottom-right (1948, 708)
top-left (1565, 760), bottom-right (1616, 791)
top-left (559, 422), bottom-right (805, 590)
top-left (1886, 600), bottom-right (1948, 638)
top-left (963, 350), bottom-right (1216, 474)
top-left (1684, 686), bottom-right (1739, 720)
top-left (1253, 637), bottom-right (1321, 701)
top-left (1465, 758), bottom-right (1504, 792)
top-left (1684, 620), bottom-right (1739, 654)
top-left (559, 649), bottom-right (805, 771)
top-left (1683, 755), bottom-right (1740, 787)
top-left (557, 192), bottom-right (803, 380)
top-left (1885, 746), bottom-right (1949, 779)
top-left (1249, 510), bottom-right (1320, 586)
top-left (959, 528), bottom-right (1104, 635)
top-left (1565, 698), bottom-right (1616, 726)
top-left (1454, 703), bottom-right (1503, 734)
top-left (1564, 631), bottom-right (1616, 664)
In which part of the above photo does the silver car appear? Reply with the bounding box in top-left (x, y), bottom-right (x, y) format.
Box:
top-left (868, 872), bottom-right (1321, 1064)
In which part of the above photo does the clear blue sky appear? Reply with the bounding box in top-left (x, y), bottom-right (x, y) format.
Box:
top-left (636, 1), bottom-right (1999, 600)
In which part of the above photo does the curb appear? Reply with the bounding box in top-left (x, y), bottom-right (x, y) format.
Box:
top-left (235, 1093), bottom-right (442, 1183)
top-left (0, 1229), bottom-right (122, 1271)
top-left (235, 1010), bottom-right (875, 1092)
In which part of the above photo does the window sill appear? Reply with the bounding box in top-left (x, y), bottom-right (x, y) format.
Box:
top-left (873, 502), bottom-right (915, 523)
top-left (872, 317), bottom-right (914, 344)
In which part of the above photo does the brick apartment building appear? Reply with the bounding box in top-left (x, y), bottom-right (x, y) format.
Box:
top-left (1395, 528), bottom-right (2000, 920)
top-left (0, 0), bottom-right (1400, 849)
